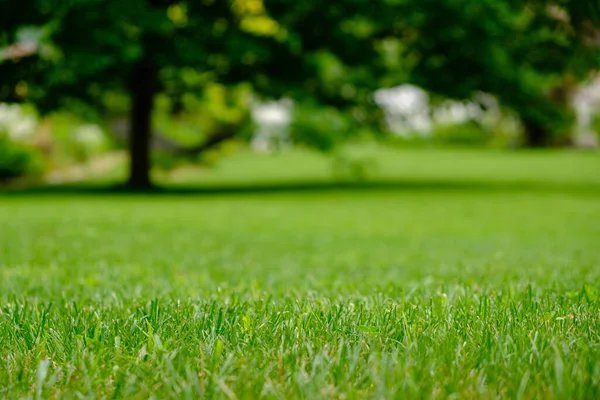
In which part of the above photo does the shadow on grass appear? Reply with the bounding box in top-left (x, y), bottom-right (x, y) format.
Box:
top-left (2, 178), bottom-right (600, 197)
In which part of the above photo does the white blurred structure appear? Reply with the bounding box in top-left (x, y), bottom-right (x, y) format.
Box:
top-left (0, 103), bottom-right (37, 140)
top-left (572, 75), bottom-right (600, 148)
top-left (250, 98), bottom-right (293, 152)
top-left (3, 77), bottom-right (599, 153)
top-left (248, 86), bottom-right (510, 147)
top-left (375, 83), bottom-right (600, 147)
top-left (374, 85), bottom-right (432, 135)
top-left (374, 85), bottom-right (503, 136)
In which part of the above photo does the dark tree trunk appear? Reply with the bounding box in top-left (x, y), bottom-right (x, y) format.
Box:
top-left (522, 119), bottom-right (548, 148)
top-left (521, 80), bottom-right (574, 148)
top-left (127, 55), bottom-right (158, 190)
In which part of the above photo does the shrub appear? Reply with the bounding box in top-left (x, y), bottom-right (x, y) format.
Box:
top-left (290, 105), bottom-right (354, 153)
top-left (0, 133), bottom-right (44, 181)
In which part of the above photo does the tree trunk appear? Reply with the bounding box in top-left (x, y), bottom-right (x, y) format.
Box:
top-left (522, 119), bottom-right (548, 148)
top-left (127, 55), bottom-right (158, 190)
top-left (521, 79), bottom-right (575, 148)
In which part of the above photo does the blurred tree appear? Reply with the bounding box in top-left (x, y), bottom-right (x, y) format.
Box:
top-left (0, 0), bottom-right (391, 188)
top-left (1, 0), bottom-right (598, 188)
top-left (384, 0), bottom-right (600, 146)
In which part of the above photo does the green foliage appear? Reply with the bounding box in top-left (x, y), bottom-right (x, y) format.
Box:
top-left (398, 0), bottom-right (597, 143)
top-left (151, 149), bottom-right (181, 171)
top-left (591, 113), bottom-right (600, 139)
top-left (154, 83), bottom-right (252, 147)
top-left (46, 113), bottom-right (113, 166)
top-left (290, 104), bottom-right (354, 152)
top-left (1, 149), bottom-right (600, 397)
top-left (331, 153), bottom-right (378, 181)
top-left (381, 122), bottom-right (521, 150)
top-left (0, 133), bottom-right (43, 180)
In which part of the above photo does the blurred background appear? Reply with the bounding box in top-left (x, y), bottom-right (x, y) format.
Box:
top-left (0, 0), bottom-right (599, 190)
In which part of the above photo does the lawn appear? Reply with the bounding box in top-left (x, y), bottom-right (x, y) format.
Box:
top-left (1, 148), bottom-right (600, 398)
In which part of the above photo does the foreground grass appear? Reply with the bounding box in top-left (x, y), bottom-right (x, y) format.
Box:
top-left (1, 148), bottom-right (600, 398)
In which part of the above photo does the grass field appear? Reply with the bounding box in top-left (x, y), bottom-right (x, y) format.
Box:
top-left (1, 148), bottom-right (600, 398)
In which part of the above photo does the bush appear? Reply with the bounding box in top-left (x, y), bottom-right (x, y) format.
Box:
top-left (290, 105), bottom-right (354, 152)
top-left (591, 113), bottom-right (600, 139)
top-left (331, 153), bottom-right (378, 181)
top-left (0, 133), bottom-right (44, 181)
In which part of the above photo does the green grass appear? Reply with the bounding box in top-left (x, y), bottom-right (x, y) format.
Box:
top-left (1, 148), bottom-right (600, 398)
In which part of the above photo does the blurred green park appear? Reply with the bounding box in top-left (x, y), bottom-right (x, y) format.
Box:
top-left (1, 0), bottom-right (600, 398)
top-left (1, 0), bottom-right (600, 188)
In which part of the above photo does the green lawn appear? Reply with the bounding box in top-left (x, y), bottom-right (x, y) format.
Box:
top-left (1, 148), bottom-right (600, 398)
